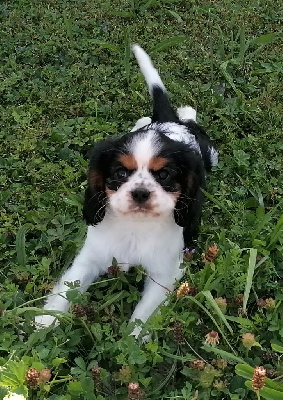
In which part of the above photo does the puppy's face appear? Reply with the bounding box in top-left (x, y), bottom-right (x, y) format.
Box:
top-left (105, 131), bottom-right (180, 217)
top-left (83, 125), bottom-right (205, 226)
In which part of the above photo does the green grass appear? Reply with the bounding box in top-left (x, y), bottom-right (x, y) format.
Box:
top-left (0, 0), bottom-right (282, 399)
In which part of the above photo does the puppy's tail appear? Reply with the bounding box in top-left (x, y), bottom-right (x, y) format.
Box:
top-left (132, 44), bottom-right (178, 123)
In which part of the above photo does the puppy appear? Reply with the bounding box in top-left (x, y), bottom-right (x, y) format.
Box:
top-left (35, 45), bottom-right (218, 336)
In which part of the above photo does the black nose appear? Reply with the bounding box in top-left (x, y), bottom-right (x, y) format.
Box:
top-left (131, 188), bottom-right (150, 203)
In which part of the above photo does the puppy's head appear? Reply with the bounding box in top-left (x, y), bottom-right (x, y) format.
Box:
top-left (83, 124), bottom-right (205, 227)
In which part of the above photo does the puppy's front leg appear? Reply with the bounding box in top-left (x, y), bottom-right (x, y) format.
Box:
top-left (130, 273), bottom-right (177, 338)
top-left (35, 244), bottom-right (103, 327)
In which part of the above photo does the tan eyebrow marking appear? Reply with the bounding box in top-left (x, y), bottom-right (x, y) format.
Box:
top-left (118, 154), bottom-right (138, 170)
top-left (148, 156), bottom-right (168, 171)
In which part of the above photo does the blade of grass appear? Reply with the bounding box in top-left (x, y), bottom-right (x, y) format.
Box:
top-left (149, 352), bottom-right (177, 394)
top-left (124, 28), bottom-right (131, 85)
top-left (63, 11), bottom-right (74, 47)
top-left (202, 345), bottom-right (247, 364)
top-left (202, 291), bottom-right (233, 333)
top-left (236, 364), bottom-right (283, 391)
top-left (12, 278), bottom-right (118, 310)
top-left (271, 343), bottom-right (283, 353)
top-left (166, 9), bottom-right (183, 23)
top-left (239, 26), bottom-right (246, 64)
top-left (246, 32), bottom-right (279, 60)
top-left (243, 248), bottom-right (257, 314)
top-left (98, 291), bottom-right (126, 311)
top-left (245, 381), bottom-right (283, 400)
top-left (220, 60), bottom-right (242, 96)
top-left (16, 224), bottom-right (32, 267)
top-left (185, 296), bottom-right (236, 354)
top-left (151, 36), bottom-right (186, 52)
top-left (89, 40), bottom-right (121, 52)
top-left (160, 350), bottom-right (195, 362)
top-left (201, 189), bottom-right (232, 216)
top-left (249, 32), bottom-right (278, 46)
top-left (268, 213), bottom-right (283, 249)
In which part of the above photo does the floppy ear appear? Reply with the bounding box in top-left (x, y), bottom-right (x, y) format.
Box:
top-left (83, 139), bottom-right (116, 225)
top-left (174, 171), bottom-right (205, 246)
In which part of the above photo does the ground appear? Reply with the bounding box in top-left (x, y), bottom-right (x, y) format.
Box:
top-left (0, 1), bottom-right (282, 399)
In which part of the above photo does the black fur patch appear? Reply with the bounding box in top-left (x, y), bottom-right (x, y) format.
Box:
top-left (152, 86), bottom-right (179, 123)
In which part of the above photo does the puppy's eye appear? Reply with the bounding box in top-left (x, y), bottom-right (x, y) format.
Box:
top-left (157, 169), bottom-right (169, 180)
top-left (114, 168), bottom-right (129, 180)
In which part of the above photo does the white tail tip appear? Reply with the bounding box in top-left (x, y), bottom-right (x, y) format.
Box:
top-left (132, 44), bottom-right (166, 95)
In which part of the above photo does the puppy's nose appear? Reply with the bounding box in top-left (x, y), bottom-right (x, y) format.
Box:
top-left (131, 188), bottom-right (150, 203)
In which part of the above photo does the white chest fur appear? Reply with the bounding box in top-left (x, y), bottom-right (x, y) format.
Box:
top-left (83, 211), bottom-right (184, 274)
top-left (36, 211), bottom-right (185, 331)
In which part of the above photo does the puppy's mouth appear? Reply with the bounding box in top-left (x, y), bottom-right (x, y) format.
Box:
top-left (123, 203), bottom-right (161, 217)
top-left (130, 204), bottom-right (152, 213)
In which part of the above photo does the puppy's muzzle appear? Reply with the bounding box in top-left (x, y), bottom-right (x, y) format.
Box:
top-left (131, 188), bottom-right (150, 204)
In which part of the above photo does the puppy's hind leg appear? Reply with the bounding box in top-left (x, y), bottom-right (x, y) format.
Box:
top-left (131, 117), bottom-right (152, 132)
top-left (177, 106), bottom-right (197, 122)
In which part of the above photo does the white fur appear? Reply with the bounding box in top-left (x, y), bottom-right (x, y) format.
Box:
top-left (177, 106), bottom-right (197, 122)
top-left (132, 44), bottom-right (166, 95)
top-left (36, 129), bottom-right (184, 334)
top-left (152, 122), bottom-right (201, 154)
top-left (131, 116), bottom-right (152, 132)
top-left (35, 212), bottom-right (183, 331)
top-left (209, 146), bottom-right (218, 166)
top-left (130, 131), bottom-right (161, 168)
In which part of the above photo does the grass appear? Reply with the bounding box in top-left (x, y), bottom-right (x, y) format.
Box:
top-left (0, 0), bottom-right (282, 399)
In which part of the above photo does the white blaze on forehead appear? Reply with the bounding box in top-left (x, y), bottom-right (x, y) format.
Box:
top-left (130, 131), bottom-right (161, 169)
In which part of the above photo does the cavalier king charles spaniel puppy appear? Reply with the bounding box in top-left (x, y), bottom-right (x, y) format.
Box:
top-left (35, 45), bottom-right (218, 337)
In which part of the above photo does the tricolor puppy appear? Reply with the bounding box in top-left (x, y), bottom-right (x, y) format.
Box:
top-left (35, 45), bottom-right (218, 336)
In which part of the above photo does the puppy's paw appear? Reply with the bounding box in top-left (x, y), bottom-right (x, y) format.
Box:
top-left (131, 116), bottom-right (152, 132)
top-left (130, 325), bottom-right (151, 343)
top-left (35, 314), bottom-right (58, 328)
top-left (177, 106), bottom-right (196, 122)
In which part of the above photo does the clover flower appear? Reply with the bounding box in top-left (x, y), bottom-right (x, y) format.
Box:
top-left (235, 294), bottom-right (244, 304)
top-left (38, 368), bottom-right (52, 383)
top-left (265, 298), bottom-right (276, 309)
top-left (202, 245), bottom-right (219, 263)
top-left (176, 282), bottom-right (198, 298)
top-left (189, 359), bottom-right (205, 370)
top-left (212, 359), bottom-right (228, 370)
top-left (213, 380), bottom-right (227, 390)
top-left (91, 365), bottom-right (102, 383)
top-left (205, 331), bottom-right (220, 345)
top-left (118, 366), bottom-right (132, 383)
top-left (215, 297), bottom-right (227, 314)
top-left (25, 368), bottom-right (39, 387)
top-left (128, 382), bottom-right (144, 400)
top-left (172, 321), bottom-right (185, 344)
top-left (242, 333), bottom-right (256, 349)
top-left (252, 366), bottom-right (266, 391)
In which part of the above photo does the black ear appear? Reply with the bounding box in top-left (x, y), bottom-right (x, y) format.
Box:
top-left (174, 171), bottom-right (205, 247)
top-left (83, 179), bottom-right (107, 225)
top-left (83, 139), bottom-right (116, 225)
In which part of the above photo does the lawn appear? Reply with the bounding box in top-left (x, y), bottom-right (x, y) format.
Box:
top-left (0, 0), bottom-right (282, 399)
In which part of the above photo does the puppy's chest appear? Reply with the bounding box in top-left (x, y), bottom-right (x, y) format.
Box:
top-left (91, 217), bottom-right (183, 268)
